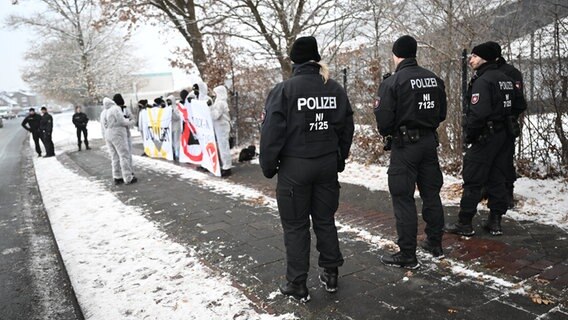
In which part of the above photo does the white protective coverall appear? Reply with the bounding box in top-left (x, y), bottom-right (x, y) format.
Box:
top-left (121, 105), bottom-right (134, 168)
top-left (211, 86), bottom-right (232, 170)
top-left (102, 97), bottom-right (136, 183)
top-left (167, 95), bottom-right (182, 160)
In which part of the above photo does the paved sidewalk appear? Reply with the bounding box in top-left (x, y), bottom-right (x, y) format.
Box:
top-left (56, 141), bottom-right (567, 319)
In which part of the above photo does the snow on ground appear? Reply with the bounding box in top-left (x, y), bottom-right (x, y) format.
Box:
top-left (50, 112), bottom-right (139, 152)
top-left (33, 156), bottom-right (294, 320)
top-left (339, 160), bottom-right (568, 232)
top-left (48, 113), bottom-right (568, 231)
top-left (132, 155), bottom-right (531, 294)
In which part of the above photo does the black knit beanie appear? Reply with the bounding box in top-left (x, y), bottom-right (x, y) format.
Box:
top-left (289, 36), bottom-right (321, 64)
top-left (486, 41), bottom-right (502, 57)
top-left (392, 35), bottom-right (417, 58)
top-left (471, 42), bottom-right (499, 61)
top-left (113, 93), bottom-right (125, 106)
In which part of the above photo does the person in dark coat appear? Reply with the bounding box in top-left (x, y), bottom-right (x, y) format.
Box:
top-left (21, 108), bottom-right (43, 157)
top-left (72, 105), bottom-right (90, 151)
top-left (260, 36), bottom-right (354, 302)
top-left (39, 106), bottom-right (55, 157)
top-left (374, 35), bottom-right (448, 268)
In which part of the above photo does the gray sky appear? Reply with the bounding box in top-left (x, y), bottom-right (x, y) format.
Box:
top-left (0, 0), bottom-right (196, 93)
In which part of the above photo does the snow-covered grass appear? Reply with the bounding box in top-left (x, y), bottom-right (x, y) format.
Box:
top-left (339, 160), bottom-right (568, 232)
top-left (33, 156), bottom-right (294, 320)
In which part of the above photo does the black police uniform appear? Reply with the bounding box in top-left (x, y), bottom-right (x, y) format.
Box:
top-left (72, 111), bottom-right (90, 150)
top-left (457, 62), bottom-right (517, 229)
top-left (374, 58), bottom-right (447, 258)
top-left (39, 112), bottom-right (55, 157)
top-left (260, 61), bottom-right (354, 285)
top-left (21, 113), bottom-right (43, 156)
top-left (496, 57), bottom-right (527, 207)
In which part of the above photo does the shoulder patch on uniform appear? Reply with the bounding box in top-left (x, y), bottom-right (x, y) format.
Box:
top-left (471, 93), bottom-right (480, 105)
top-left (374, 97), bottom-right (381, 109)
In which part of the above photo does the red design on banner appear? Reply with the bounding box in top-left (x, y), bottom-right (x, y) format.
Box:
top-left (205, 142), bottom-right (219, 174)
top-left (178, 103), bottom-right (203, 162)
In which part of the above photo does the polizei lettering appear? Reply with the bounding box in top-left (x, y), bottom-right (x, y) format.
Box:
top-left (499, 81), bottom-right (514, 90)
top-left (297, 96), bottom-right (337, 111)
top-left (410, 77), bottom-right (438, 90)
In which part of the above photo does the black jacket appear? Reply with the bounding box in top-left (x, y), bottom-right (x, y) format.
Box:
top-left (374, 58), bottom-right (447, 137)
top-left (497, 57), bottom-right (527, 117)
top-left (39, 113), bottom-right (53, 133)
top-left (72, 112), bottom-right (89, 128)
top-left (260, 62), bottom-right (354, 177)
top-left (21, 114), bottom-right (41, 132)
top-left (464, 62), bottom-right (517, 141)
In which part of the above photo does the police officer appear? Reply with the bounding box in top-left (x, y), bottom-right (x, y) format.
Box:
top-left (21, 108), bottom-right (43, 157)
top-left (374, 35), bottom-right (447, 269)
top-left (260, 36), bottom-right (354, 302)
top-left (488, 41), bottom-right (527, 209)
top-left (39, 106), bottom-right (55, 157)
top-left (72, 105), bottom-right (90, 151)
top-left (445, 42), bottom-right (518, 236)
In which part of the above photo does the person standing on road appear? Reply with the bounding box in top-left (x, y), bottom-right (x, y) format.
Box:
top-left (260, 36), bottom-right (354, 302)
top-left (374, 35), bottom-right (448, 269)
top-left (21, 108), bottom-right (43, 157)
top-left (72, 105), bottom-right (90, 151)
top-left (210, 85), bottom-right (232, 177)
top-left (445, 42), bottom-right (518, 237)
top-left (101, 97), bottom-right (137, 185)
top-left (39, 106), bottom-right (55, 157)
top-left (488, 41), bottom-right (527, 209)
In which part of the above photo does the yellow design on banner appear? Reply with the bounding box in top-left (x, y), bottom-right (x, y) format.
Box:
top-left (147, 108), bottom-right (167, 159)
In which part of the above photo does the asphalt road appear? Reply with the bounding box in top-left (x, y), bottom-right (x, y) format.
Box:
top-left (0, 118), bottom-right (82, 320)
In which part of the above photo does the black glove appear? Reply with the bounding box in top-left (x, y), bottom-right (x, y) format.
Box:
top-left (262, 168), bottom-right (278, 179)
top-left (337, 149), bottom-right (346, 172)
top-left (207, 99), bottom-right (213, 106)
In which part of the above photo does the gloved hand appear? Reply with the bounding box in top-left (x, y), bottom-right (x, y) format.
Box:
top-left (262, 168), bottom-right (278, 179)
top-left (207, 99), bottom-right (213, 106)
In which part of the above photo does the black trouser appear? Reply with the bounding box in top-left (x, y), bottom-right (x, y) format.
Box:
top-left (504, 137), bottom-right (516, 199)
top-left (76, 127), bottom-right (89, 147)
top-left (459, 130), bottom-right (509, 223)
top-left (276, 153), bottom-right (343, 283)
top-left (41, 130), bottom-right (55, 156)
top-left (388, 132), bottom-right (444, 254)
top-left (31, 130), bottom-right (42, 155)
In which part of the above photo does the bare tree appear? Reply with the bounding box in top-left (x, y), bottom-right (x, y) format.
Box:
top-left (99, 0), bottom-right (227, 80)
top-left (219, 0), bottom-right (360, 79)
top-left (8, 0), bottom-right (137, 104)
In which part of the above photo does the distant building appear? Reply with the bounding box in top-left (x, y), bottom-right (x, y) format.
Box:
top-left (9, 91), bottom-right (38, 109)
top-left (123, 72), bottom-right (176, 107)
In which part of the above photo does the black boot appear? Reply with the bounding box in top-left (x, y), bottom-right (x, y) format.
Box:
top-left (444, 221), bottom-right (475, 236)
top-left (221, 169), bottom-right (232, 177)
top-left (483, 213), bottom-right (503, 236)
top-left (85, 142), bottom-right (91, 150)
top-left (114, 178), bottom-right (124, 185)
top-left (380, 251), bottom-right (420, 269)
top-left (319, 267), bottom-right (338, 293)
top-left (420, 240), bottom-right (445, 259)
top-left (78, 143), bottom-right (82, 151)
top-left (279, 281), bottom-right (310, 303)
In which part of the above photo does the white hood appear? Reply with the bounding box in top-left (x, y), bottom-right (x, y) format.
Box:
top-left (103, 97), bottom-right (116, 110)
top-left (194, 81), bottom-right (209, 100)
top-left (213, 86), bottom-right (228, 101)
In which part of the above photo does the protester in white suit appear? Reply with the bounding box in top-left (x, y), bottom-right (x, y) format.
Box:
top-left (167, 95), bottom-right (182, 161)
top-left (211, 85), bottom-right (232, 177)
top-left (101, 97), bottom-right (137, 185)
